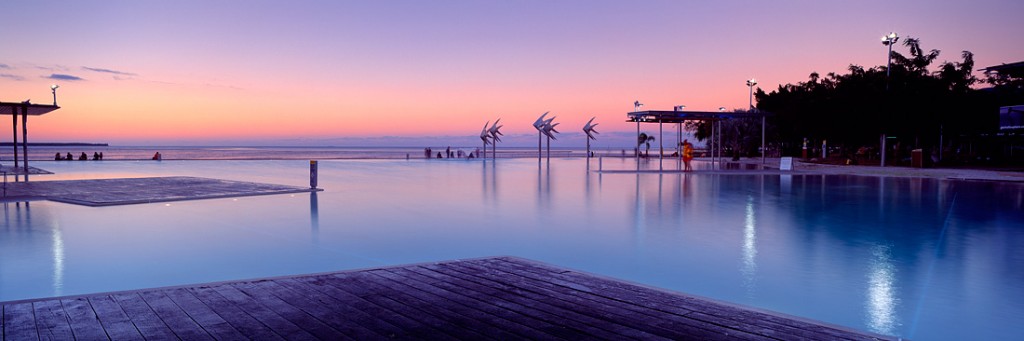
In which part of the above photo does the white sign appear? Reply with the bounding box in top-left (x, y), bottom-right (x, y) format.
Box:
top-left (780, 157), bottom-right (793, 171)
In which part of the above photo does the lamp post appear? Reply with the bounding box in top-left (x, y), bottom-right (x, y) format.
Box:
top-left (880, 32), bottom-right (898, 167)
top-left (748, 78), bottom-right (764, 163)
top-left (633, 101), bottom-right (643, 158)
top-left (881, 32), bottom-right (899, 85)
top-left (51, 84), bottom-right (59, 106)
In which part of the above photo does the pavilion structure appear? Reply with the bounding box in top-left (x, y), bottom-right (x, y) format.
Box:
top-left (1, 100), bottom-right (60, 174)
top-left (626, 109), bottom-right (769, 169)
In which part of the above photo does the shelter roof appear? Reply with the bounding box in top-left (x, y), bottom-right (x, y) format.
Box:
top-left (981, 61), bottom-right (1024, 78)
top-left (626, 110), bottom-right (769, 123)
top-left (0, 101), bottom-right (60, 116)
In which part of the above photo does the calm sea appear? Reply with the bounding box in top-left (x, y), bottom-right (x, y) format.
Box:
top-left (9, 145), bottom-right (614, 161)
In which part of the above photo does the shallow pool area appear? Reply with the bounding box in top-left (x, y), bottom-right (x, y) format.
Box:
top-left (2, 158), bottom-right (1022, 339)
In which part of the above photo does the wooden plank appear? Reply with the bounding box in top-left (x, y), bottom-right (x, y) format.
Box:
top-left (359, 269), bottom-right (525, 340)
top-left (163, 287), bottom-right (248, 340)
top-left (230, 281), bottom-right (348, 340)
top-left (3, 302), bottom-right (40, 340)
top-left (273, 277), bottom-right (420, 339)
top-left (137, 290), bottom-right (214, 340)
top-left (206, 284), bottom-right (317, 340)
top-left (446, 260), bottom-right (754, 340)
top-left (186, 286), bottom-right (285, 340)
top-left (112, 293), bottom-right (178, 340)
top-left (32, 300), bottom-right (74, 341)
top-left (455, 260), bottom-right (788, 340)
top-left (87, 295), bottom-right (145, 340)
top-left (287, 275), bottom-right (455, 339)
top-left (391, 266), bottom-right (585, 337)
top-left (323, 271), bottom-right (492, 340)
top-left (425, 261), bottom-right (688, 337)
top-left (377, 267), bottom-right (573, 340)
top-left (60, 297), bottom-right (109, 340)
top-left (412, 263), bottom-right (661, 340)
top-left (487, 257), bottom-right (877, 341)
top-left (248, 279), bottom-right (383, 339)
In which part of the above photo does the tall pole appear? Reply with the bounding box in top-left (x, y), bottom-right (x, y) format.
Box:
top-left (538, 131), bottom-right (542, 161)
top-left (21, 105), bottom-right (29, 173)
top-left (748, 78), bottom-right (762, 163)
top-left (546, 135), bottom-right (551, 161)
top-left (12, 106), bottom-right (19, 168)
top-left (881, 32), bottom-right (898, 166)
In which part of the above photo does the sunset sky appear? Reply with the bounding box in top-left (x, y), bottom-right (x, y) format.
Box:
top-left (1, 0), bottom-right (1022, 147)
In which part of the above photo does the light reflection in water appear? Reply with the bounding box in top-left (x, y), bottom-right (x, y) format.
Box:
top-left (866, 244), bottom-right (899, 335)
top-left (51, 223), bottom-right (65, 296)
top-left (742, 195), bottom-right (757, 296)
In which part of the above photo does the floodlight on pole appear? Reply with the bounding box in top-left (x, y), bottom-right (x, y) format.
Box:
top-left (881, 32), bottom-right (899, 86)
top-left (51, 84), bottom-right (59, 106)
top-left (748, 78), bottom-right (765, 163)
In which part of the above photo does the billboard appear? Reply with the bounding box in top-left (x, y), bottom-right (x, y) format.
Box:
top-left (1000, 105), bottom-right (1024, 131)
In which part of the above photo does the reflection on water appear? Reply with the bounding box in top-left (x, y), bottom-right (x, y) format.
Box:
top-left (866, 244), bottom-right (898, 335)
top-left (2, 159), bottom-right (1023, 340)
top-left (310, 191), bottom-right (319, 243)
top-left (742, 195), bottom-right (757, 297)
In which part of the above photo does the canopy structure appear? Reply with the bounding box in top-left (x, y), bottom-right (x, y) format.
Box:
top-left (1, 101), bottom-right (60, 173)
top-left (626, 110), bottom-right (770, 168)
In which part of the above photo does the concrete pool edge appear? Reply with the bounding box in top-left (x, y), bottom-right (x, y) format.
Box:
top-left (0, 176), bottom-right (321, 206)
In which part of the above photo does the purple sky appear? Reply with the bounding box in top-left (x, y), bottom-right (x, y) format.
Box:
top-left (1, 0), bottom-right (1021, 146)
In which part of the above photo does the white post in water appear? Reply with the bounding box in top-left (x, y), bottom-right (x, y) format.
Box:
top-left (309, 160), bottom-right (318, 189)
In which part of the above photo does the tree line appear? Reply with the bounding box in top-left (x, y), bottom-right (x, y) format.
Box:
top-left (696, 36), bottom-right (1024, 165)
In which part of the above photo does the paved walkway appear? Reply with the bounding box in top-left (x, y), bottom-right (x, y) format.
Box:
top-left (616, 157), bottom-right (1024, 182)
top-left (1, 176), bottom-right (318, 206)
top-left (1, 257), bottom-right (894, 340)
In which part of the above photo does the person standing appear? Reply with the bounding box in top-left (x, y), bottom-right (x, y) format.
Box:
top-left (682, 139), bottom-right (694, 172)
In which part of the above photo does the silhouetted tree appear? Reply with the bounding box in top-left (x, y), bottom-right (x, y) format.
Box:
top-left (756, 36), bottom-right (1001, 164)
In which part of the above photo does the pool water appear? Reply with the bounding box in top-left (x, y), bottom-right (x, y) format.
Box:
top-left (2, 158), bottom-right (1022, 340)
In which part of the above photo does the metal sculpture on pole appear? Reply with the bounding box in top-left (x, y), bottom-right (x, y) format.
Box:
top-left (488, 119), bottom-right (503, 160)
top-left (479, 121), bottom-right (491, 159)
top-left (541, 117), bottom-right (559, 160)
top-left (533, 112), bottom-right (551, 161)
top-left (583, 117), bottom-right (599, 158)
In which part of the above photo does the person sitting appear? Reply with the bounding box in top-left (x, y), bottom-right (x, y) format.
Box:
top-left (93, 152), bottom-right (100, 160)
top-left (66, 152), bottom-right (73, 161)
top-left (55, 153), bottom-right (63, 161)
top-left (78, 152), bottom-right (88, 160)
top-left (152, 152), bottom-right (162, 160)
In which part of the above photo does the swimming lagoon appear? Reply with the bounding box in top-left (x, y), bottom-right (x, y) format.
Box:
top-left (2, 158), bottom-right (1022, 339)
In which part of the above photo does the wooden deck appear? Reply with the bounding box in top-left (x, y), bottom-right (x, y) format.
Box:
top-left (1, 257), bottom-right (894, 340)
top-left (1, 176), bottom-right (318, 206)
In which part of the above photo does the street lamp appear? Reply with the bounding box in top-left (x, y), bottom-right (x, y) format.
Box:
top-left (747, 78), bottom-right (765, 163)
top-left (881, 32), bottom-right (899, 86)
top-left (51, 84), bottom-right (59, 106)
top-left (746, 79), bottom-right (757, 110)
top-left (880, 32), bottom-right (899, 167)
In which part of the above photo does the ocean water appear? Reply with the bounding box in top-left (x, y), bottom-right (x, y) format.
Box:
top-left (8, 145), bottom-right (606, 161)
top-left (1, 156), bottom-right (1022, 340)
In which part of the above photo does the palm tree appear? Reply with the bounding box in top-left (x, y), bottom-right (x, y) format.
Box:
top-left (638, 132), bottom-right (655, 157)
